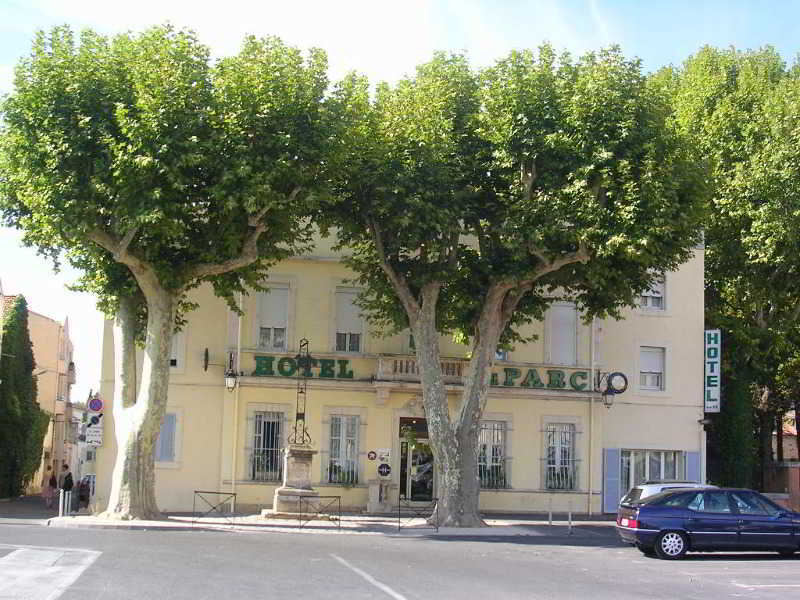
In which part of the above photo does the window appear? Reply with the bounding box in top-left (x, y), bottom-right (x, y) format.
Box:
top-left (170, 330), bottom-right (186, 369)
top-left (155, 413), bottom-right (177, 462)
top-left (478, 421), bottom-right (507, 489)
top-left (547, 303), bottom-right (577, 365)
top-left (256, 285), bottom-right (289, 351)
top-left (335, 289), bottom-right (362, 353)
top-left (639, 346), bottom-right (665, 390)
top-left (251, 411), bottom-right (283, 482)
top-left (620, 450), bottom-right (685, 496)
top-left (328, 415), bottom-right (359, 484)
top-left (495, 349), bottom-right (508, 361)
top-left (640, 275), bottom-right (665, 310)
top-left (85, 449), bottom-right (96, 462)
top-left (731, 491), bottom-right (782, 516)
top-left (545, 423), bottom-right (577, 490)
top-left (695, 491), bottom-right (732, 513)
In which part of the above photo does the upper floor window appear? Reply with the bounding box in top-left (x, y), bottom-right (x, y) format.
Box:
top-left (547, 302), bottom-right (577, 365)
top-left (170, 329), bottom-right (186, 368)
top-left (495, 349), bottom-right (508, 361)
top-left (640, 346), bottom-right (665, 391)
top-left (335, 288), bottom-right (362, 353)
top-left (640, 274), bottom-right (665, 310)
top-left (256, 285), bottom-right (288, 351)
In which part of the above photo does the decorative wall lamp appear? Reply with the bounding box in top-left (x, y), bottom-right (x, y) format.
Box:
top-left (596, 371), bottom-right (628, 408)
top-left (224, 370), bottom-right (238, 392)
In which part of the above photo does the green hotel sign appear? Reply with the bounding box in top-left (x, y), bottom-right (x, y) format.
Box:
top-left (252, 355), bottom-right (354, 379)
top-left (490, 367), bottom-right (589, 391)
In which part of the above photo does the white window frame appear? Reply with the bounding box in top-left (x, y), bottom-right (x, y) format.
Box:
top-left (170, 329), bottom-right (187, 374)
top-left (545, 302), bottom-right (578, 366)
top-left (639, 273), bottom-right (666, 311)
top-left (155, 409), bottom-right (182, 468)
top-left (320, 406), bottom-right (367, 485)
top-left (544, 422), bottom-right (578, 490)
top-left (328, 415), bottom-right (360, 485)
top-left (250, 410), bottom-right (285, 482)
top-left (254, 284), bottom-right (290, 352)
top-left (334, 287), bottom-right (363, 354)
top-left (639, 346), bottom-right (665, 391)
top-left (620, 449), bottom-right (686, 496)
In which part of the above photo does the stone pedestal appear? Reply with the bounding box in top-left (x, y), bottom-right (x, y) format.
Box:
top-left (366, 479), bottom-right (394, 514)
top-left (272, 445), bottom-right (319, 514)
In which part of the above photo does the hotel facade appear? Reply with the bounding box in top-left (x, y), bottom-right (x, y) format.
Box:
top-left (94, 238), bottom-right (706, 515)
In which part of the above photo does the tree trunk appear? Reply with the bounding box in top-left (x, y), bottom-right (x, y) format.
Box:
top-left (777, 412), bottom-right (784, 463)
top-left (102, 290), bottom-right (175, 520)
top-left (757, 409), bottom-right (774, 492)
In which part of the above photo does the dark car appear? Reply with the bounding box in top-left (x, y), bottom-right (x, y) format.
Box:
top-left (616, 488), bottom-right (800, 559)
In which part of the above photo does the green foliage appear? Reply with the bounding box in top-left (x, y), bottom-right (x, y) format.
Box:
top-left (325, 45), bottom-right (706, 343)
top-left (707, 375), bottom-right (755, 488)
top-left (0, 25), bottom-right (327, 327)
top-left (0, 296), bottom-right (48, 497)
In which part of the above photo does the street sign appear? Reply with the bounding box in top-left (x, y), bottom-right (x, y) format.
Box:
top-left (86, 413), bottom-right (103, 446)
top-left (704, 330), bottom-right (721, 413)
top-left (378, 463), bottom-right (391, 477)
top-left (88, 395), bottom-right (103, 412)
top-left (367, 451), bottom-right (377, 461)
top-left (377, 448), bottom-right (390, 462)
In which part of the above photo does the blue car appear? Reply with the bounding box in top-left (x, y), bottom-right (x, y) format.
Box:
top-left (616, 487), bottom-right (800, 559)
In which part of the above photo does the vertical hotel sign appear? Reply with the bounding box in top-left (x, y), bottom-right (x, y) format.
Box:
top-left (704, 329), bottom-right (721, 413)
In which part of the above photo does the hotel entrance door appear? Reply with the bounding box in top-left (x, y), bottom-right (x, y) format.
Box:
top-left (399, 417), bottom-right (434, 502)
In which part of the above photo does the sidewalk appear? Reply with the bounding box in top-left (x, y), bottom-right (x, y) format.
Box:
top-left (0, 495), bottom-right (58, 525)
top-left (45, 512), bottom-right (617, 539)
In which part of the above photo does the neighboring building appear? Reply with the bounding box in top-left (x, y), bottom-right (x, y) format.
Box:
top-left (95, 240), bottom-right (706, 514)
top-left (0, 281), bottom-right (77, 495)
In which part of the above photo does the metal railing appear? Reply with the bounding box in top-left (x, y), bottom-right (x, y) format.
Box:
top-left (376, 355), bottom-right (465, 383)
top-left (479, 463), bottom-right (508, 489)
top-left (398, 496), bottom-right (439, 532)
top-left (250, 449), bottom-right (283, 482)
top-left (192, 490), bottom-right (236, 526)
top-left (327, 460), bottom-right (358, 485)
top-left (544, 460), bottom-right (579, 490)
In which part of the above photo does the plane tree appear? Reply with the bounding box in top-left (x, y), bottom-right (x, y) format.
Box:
top-left (0, 26), bottom-right (329, 518)
top-left (325, 46), bottom-right (706, 526)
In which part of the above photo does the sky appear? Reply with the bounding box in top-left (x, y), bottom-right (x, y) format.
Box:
top-left (1, 0), bottom-right (799, 403)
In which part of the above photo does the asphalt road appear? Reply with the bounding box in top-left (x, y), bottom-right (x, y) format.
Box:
top-left (1, 523), bottom-right (800, 599)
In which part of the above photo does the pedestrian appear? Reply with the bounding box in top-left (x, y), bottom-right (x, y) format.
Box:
top-left (60, 464), bottom-right (74, 511)
top-left (41, 465), bottom-right (57, 509)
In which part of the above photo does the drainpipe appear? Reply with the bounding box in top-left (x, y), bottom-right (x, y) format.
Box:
top-left (230, 292), bottom-right (243, 512)
top-left (588, 316), bottom-right (597, 516)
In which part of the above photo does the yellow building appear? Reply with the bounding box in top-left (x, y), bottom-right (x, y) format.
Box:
top-left (95, 240), bottom-right (705, 515)
top-left (0, 282), bottom-right (76, 494)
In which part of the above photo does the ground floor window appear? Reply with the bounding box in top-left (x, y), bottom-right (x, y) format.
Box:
top-left (478, 421), bottom-right (508, 489)
top-left (620, 449), bottom-right (686, 496)
top-left (545, 423), bottom-right (577, 490)
top-left (251, 411), bottom-right (283, 482)
top-left (328, 415), bottom-right (359, 484)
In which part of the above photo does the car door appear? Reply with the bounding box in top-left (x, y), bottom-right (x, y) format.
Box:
top-left (685, 491), bottom-right (740, 549)
top-left (730, 491), bottom-right (795, 549)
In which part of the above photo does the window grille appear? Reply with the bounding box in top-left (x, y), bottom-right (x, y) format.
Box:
top-left (545, 423), bottom-right (577, 490)
top-left (251, 411), bottom-right (283, 482)
top-left (478, 421), bottom-right (508, 488)
top-left (328, 415), bottom-right (359, 484)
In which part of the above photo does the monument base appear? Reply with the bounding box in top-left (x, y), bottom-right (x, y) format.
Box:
top-left (270, 445), bottom-right (319, 514)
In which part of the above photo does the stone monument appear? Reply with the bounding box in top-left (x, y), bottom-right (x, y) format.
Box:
top-left (271, 444), bottom-right (319, 513)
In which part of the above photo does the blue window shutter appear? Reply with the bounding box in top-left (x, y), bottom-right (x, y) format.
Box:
top-left (603, 448), bottom-right (621, 513)
top-left (686, 451), bottom-right (700, 482)
top-left (155, 413), bottom-right (177, 462)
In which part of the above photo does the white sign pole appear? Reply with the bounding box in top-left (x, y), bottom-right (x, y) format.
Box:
top-left (704, 329), bottom-right (721, 413)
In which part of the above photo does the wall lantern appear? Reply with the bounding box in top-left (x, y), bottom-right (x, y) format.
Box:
top-left (596, 371), bottom-right (628, 409)
top-left (224, 370), bottom-right (238, 392)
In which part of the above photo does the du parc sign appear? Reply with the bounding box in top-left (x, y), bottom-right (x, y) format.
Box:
top-left (704, 330), bottom-right (721, 413)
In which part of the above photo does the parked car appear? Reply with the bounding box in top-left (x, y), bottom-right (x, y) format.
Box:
top-left (620, 481), bottom-right (715, 507)
top-left (617, 487), bottom-right (800, 559)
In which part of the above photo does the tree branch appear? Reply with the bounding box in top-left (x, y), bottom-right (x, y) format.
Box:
top-left (520, 157), bottom-right (537, 201)
top-left (367, 216), bottom-right (421, 319)
top-left (528, 242), bottom-right (591, 282)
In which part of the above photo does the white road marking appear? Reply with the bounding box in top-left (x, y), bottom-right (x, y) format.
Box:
top-left (0, 544), bottom-right (100, 600)
top-left (331, 554), bottom-right (408, 600)
top-left (732, 583), bottom-right (800, 589)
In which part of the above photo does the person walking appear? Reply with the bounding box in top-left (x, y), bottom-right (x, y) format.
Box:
top-left (60, 464), bottom-right (74, 512)
top-left (41, 465), bottom-right (57, 509)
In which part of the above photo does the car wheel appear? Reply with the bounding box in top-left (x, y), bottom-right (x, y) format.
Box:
top-left (636, 544), bottom-right (655, 557)
top-left (655, 531), bottom-right (688, 560)
top-left (777, 549), bottom-right (796, 558)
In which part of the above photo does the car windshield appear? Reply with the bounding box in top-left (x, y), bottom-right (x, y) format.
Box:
top-left (636, 490), bottom-right (691, 506)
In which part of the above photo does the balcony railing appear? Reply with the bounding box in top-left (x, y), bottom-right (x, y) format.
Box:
top-left (376, 355), bottom-right (466, 383)
top-left (479, 462), bottom-right (508, 489)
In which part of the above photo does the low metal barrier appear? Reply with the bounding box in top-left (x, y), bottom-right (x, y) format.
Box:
top-left (397, 497), bottom-right (438, 532)
top-left (192, 490), bottom-right (237, 526)
top-left (285, 494), bottom-right (341, 530)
